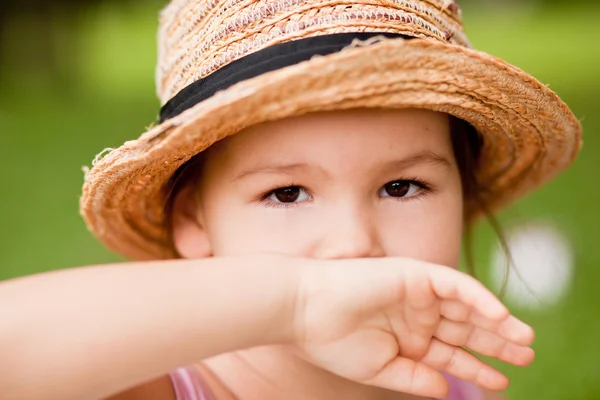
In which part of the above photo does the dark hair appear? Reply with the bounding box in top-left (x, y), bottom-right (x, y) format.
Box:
top-left (166, 113), bottom-right (509, 290)
top-left (450, 116), bottom-right (509, 293)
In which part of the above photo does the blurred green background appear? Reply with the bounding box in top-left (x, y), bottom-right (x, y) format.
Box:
top-left (1, 1), bottom-right (599, 399)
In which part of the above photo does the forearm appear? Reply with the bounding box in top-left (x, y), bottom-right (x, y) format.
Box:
top-left (0, 257), bottom-right (296, 400)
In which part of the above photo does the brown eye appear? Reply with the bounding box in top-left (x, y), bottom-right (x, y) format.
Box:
top-left (269, 186), bottom-right (309, 203)
top-left (380, 181), bottom-right (420, 198)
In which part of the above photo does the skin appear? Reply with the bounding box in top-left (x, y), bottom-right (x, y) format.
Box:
top-left (187, 108), bottom-right (463, 262)
top-left (0, 109), bottom-right (530, 400)
top-left (169, 109), bottom-right (501, 400)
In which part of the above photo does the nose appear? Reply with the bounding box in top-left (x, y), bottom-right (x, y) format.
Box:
top-left (313, 203), bottom-right (385, 259)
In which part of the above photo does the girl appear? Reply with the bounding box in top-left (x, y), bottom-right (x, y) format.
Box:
top-left (0, 1), bottom-right (581, 400)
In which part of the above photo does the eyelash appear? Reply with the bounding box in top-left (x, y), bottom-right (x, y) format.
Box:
top-left (257, 177), bottom-right (433, 209)
top-left (258, 182), bottom-right (304, 209)
top-left (395, 178), bottom-right (432, 201)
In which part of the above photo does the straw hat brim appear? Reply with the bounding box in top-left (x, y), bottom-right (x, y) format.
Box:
top-left (80, 38), bottom-right (581, 260)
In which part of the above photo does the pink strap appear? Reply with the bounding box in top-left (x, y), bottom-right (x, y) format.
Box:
top-left (442, 372), bottom-right (484, 400)
top-left (169, 365), bottom-right (215, 400)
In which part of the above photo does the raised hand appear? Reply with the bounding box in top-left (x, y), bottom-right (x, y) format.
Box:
top-left (290, 257), bottom-right (535, 399)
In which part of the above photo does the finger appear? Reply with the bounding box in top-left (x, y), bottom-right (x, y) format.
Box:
top-left (440, 299), bottom-right (472, 322)
top-left (393, 311), bottom-right (437, 361)
top-left (441, 301), bottom-right (535, 346)
top-left (435, 319), bottom-right (535, 366)
top-left (363, 357), bottom-right (449, 398)
top-left (420, 338), bottom-right (510, 391)
top-left (470, 314), bottom-right (535, 346)
top-left (425, 265), bottom-right (509, 321)
top-left (495, 315), bottom-right (536, 346)
top-left (401, 270), bottom-right (440, 360)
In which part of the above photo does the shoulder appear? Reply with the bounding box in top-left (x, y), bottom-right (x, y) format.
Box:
top-left (106, 375), bottom-right (176, 400)
top-left (107, 364), bottom-right (228, 400)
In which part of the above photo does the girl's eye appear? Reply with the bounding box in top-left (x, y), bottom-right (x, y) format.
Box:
top-left (268, 186), bottom-right (311, 203)
top-left (379, 180), bottom-right (422, 198)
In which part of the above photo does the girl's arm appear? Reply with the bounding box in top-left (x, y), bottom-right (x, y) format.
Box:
top-left (0, 258), bottom-right (297, 400)
top-left (0, 256), bottom-right (532, 400)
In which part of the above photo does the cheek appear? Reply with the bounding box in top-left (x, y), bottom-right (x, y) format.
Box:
top-left (201, 175), bottom-right (464, 264)
top-left (207, 200), bottom-right (464, 265)
top-left (380, 192), bottom-right (464, 268)
top-left (204, 204), bottom-right (314, 256)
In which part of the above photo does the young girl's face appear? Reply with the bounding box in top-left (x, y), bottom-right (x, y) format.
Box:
top-left (175, 108), bottom-right (464, 268)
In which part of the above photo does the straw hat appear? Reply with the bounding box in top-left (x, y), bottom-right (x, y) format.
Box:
top-left (80, 0), bottom-right (582, 260)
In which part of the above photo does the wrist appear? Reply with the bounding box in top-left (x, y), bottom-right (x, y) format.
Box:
top-left (215, 255), bottom-right (303, 348)
top-left (250, 255), bottom-right (304, 347)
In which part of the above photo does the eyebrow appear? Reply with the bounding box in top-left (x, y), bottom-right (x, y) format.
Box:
top-left (233, 162), bottom-right (324, 181)
top-left (381, 151), bottom-right (452, 173)
top-left (233, 150), bottom-right (451, 181)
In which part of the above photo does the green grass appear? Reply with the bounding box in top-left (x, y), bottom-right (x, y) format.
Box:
top-left (462, 8), bottom-right (600, 398)
top-left (1, 4), bottom-right (599, 399)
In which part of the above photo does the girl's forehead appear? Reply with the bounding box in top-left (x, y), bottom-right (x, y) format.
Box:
top-left (221, 109), bottom-right (448, 150)
top-left (204, 108), bottom-right (454, 172)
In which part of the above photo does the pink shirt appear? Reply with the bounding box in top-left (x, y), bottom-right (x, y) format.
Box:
top-left (170, 365), bottom-right (484, 400)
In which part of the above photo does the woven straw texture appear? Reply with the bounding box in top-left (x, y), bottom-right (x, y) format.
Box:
top-left (80, 0), bottom-right (582, 260)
